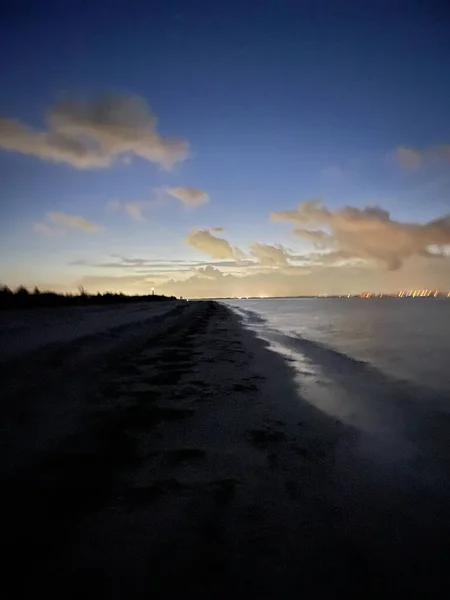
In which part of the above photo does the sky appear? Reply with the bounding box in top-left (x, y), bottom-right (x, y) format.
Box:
top-left (1, 0), bottom-right (449, 298)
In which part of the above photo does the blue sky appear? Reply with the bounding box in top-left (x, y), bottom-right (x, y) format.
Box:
top-left (1, 0), bottom-right (449, 296)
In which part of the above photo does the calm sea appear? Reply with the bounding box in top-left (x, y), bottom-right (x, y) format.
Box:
top-left (226, 298), bottom-right (450, 573)
top-left (226, 298), bottom-right (450, 396)
top-left (225, 298), bottom-right (450, 473)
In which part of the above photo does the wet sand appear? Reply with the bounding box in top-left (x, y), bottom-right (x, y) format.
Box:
top-left (1, 301), bottom-right (448, 597)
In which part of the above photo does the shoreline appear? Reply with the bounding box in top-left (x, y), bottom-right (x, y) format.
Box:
top-left (1, 301), bottom-right (448, 596)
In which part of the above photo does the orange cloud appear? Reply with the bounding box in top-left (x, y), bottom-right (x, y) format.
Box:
top-left (271, 199), bottom-right (450, 270)
top-left (250, 243), bottom-right (290, 266)
top-left (71, 253), bottom-right (450, 298)
top-left (186, 228), bottom-right (237, 259)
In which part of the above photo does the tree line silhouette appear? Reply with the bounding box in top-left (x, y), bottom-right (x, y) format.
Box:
top-left (0, 285), bottom-right (177, 310)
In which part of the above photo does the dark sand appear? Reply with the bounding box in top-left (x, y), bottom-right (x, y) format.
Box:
top-left (1, 301), bottom-right (448, 597)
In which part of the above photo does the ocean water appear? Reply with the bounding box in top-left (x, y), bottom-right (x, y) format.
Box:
top-left (226, 298), bottom-right (450, 395)
top-left (225, 298), bottom-right (450, 482)
top-left (225, 298), bottom-right (450, 577)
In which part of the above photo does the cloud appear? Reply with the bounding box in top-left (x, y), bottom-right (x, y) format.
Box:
top-left (394, 144), bottom-right (450, 170)
top-left (159, 255), bottom-right (450, 298)
top-left (250, 243), bottom-right (290, 266)
top-left (233, 247), bottom-right (248, 262)
top-left (394, 147), bottom-right (423, 170)
top-left (33, 222), bottom-right (66, 237)
top-left (35, 211), bottom-right (101, 235)
top-left (68, 251), bottom-right (450, 298)
top-left (48, 212), bottom-right (101, 233)
top-left (159, 264), bottom-right (311, 298)
top-left (69, 254), bottom-right (255, 273)
top-left (271, 199), bottom-right (450, 270)
top-left (0, 93), bottom-right (189, 170)
top-left (307, 249), bottom-right (367, 266)
top-left (0, 120), bottom-right (111, 168)
top-left (107, 200), bottom-right (148, 223)
top-left (167, 187), bottom-right (209, 207)
top-left (186, 228), bottom-right (238, 259)
top-left (292, 229), bottom-right (333, 248)
top-left (193, 265), bottom-right (225, 280)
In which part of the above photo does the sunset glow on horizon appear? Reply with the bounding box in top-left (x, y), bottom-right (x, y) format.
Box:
top-left (1, 1), bottom-right (449, 298)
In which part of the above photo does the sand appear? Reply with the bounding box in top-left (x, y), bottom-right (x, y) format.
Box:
top-left (0, 301), bottom-right (447, 597)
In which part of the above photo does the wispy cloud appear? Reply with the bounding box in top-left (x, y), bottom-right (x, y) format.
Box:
top-left (0, 93), bottom-right (190, 170)
top-left (48, 212), bottom-right (101, 232)
top-left (71, 252), bottom-right (450, 298)
top-left (394, 144), bottom-right (450, 170)
top-left (167, 187), bottom-right (209, 207)
top-left (68, 244), bottom-right (450, 298)
top-left (107, 200), bottom-right (149, 223)
top-left (158, 264), bottom-right (311, 298)
top-left (35, 211), bottom-right (101, 235)
top-left (33, 222), bottom-right (66, 237)
top-left (394, 147), bottom-right (423, 170)
top-left (68, 254), bottom-right (255, 272)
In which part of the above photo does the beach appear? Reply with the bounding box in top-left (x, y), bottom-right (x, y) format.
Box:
top-left (1, 300), bottom-right (448, 597)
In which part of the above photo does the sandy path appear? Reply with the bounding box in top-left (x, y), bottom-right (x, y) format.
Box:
top-left (2, 301), bottom-right (448, 597)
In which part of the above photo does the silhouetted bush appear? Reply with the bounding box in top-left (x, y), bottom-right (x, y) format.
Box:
top-left (0, 285), bottom-right (177, 310)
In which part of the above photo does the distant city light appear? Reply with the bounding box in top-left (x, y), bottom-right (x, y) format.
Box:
top-left (316, 289), bottom-right (449, 299)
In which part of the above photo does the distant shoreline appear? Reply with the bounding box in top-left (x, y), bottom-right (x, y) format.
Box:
top-left (214, 294), bottom-right (450, 300)
top-left (0, 285), bottom-right (177, 310)
top-left (1, 284), bottom-right (448, 309)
